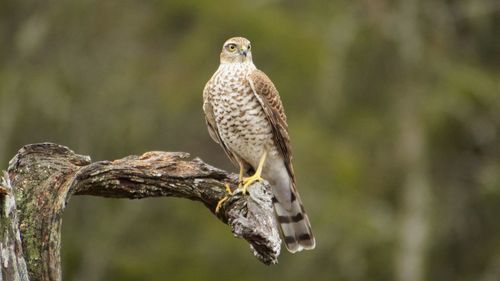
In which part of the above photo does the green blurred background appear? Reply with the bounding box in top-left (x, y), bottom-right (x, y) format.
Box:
top-left (1, 0), bottom-right (499, 280)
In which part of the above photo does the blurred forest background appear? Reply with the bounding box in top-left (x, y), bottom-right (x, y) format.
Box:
top-left (1, 0), bottom-right (499, 280)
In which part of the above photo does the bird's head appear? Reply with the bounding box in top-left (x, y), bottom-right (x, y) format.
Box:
top-left (220, 37), bottom-right (253, 64)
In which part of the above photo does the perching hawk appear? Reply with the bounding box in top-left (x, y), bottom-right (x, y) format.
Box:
top-left (203, 37), bottom-right (315, 253)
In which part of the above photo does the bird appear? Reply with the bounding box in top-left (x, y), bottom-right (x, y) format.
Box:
top-left (202, 36), bottom-right (315, 253)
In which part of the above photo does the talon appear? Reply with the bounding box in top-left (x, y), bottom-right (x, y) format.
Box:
top-left (240, 174), bottom-right (263, 194)
top-left (238, 151), bottom-right (267, 195)
top-left (215, 196), bottom-right (228, 213)
top-left (215, 183), bottom-right (233, 214)
top-left (224, 183), bottom-right (233, 195)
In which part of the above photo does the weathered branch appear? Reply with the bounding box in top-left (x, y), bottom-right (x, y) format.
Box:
top-left (1, 172), bottom-right (30, 281)
top-left (1, 143), bottom-right (280, 281)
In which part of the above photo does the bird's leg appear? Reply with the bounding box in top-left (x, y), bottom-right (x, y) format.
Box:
top-left (240, 151), bottom-right (267, 195)
top-left (215, 183), bottom-right (233, 214)
top-left (238, 162), bottom-right (245, 188)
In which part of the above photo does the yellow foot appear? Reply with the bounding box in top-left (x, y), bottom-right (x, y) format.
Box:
top-left (215, 183), bottom-right (233, 213)
top-left (215, 196), bottom-right (228, 213)
top-left (240, 174), bottom-right (264, 195)
top-left (239, 151), bottom-right (267, 195)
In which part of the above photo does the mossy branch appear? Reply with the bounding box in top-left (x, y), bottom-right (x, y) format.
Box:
top-left (1, 143), bottom-right (281, 281)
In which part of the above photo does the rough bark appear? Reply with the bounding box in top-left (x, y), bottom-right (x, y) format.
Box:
top-left (1, 172), bottom-right (30, 281)
top-left (0, 143), bottom-right (281, 281)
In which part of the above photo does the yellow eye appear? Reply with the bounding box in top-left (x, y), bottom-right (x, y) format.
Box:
top-left (227, 44), bottom-right (237, 52)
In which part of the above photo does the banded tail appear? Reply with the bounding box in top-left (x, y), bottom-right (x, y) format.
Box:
top-left (272, 181), bottom-right (316, 253)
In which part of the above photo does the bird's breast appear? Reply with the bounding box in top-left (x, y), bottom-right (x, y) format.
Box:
top-left (208, 70), bottom-right (275, 166)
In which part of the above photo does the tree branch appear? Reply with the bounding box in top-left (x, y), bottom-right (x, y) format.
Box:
top-left (1, 143), bottom-right (280, 281)
top-left (1, 171), bottom-right (30, 281)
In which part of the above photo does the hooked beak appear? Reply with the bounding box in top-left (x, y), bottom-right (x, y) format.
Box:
top-left (240, 47), bottom-right (249, 57)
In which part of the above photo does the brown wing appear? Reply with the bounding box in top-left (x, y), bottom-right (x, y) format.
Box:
top-left (247, 70), bottom-right (295, 182)
top-left (202, 85), bottom-right (240, 167)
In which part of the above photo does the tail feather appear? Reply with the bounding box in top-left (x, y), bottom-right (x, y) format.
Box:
top-left (272, 188), bottom-right (315, 253)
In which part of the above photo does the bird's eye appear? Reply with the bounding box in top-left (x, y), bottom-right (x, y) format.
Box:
top-left (227, 44), bottom-right (237, 52)
top-left (247, 45), bottom-right (251, 50)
